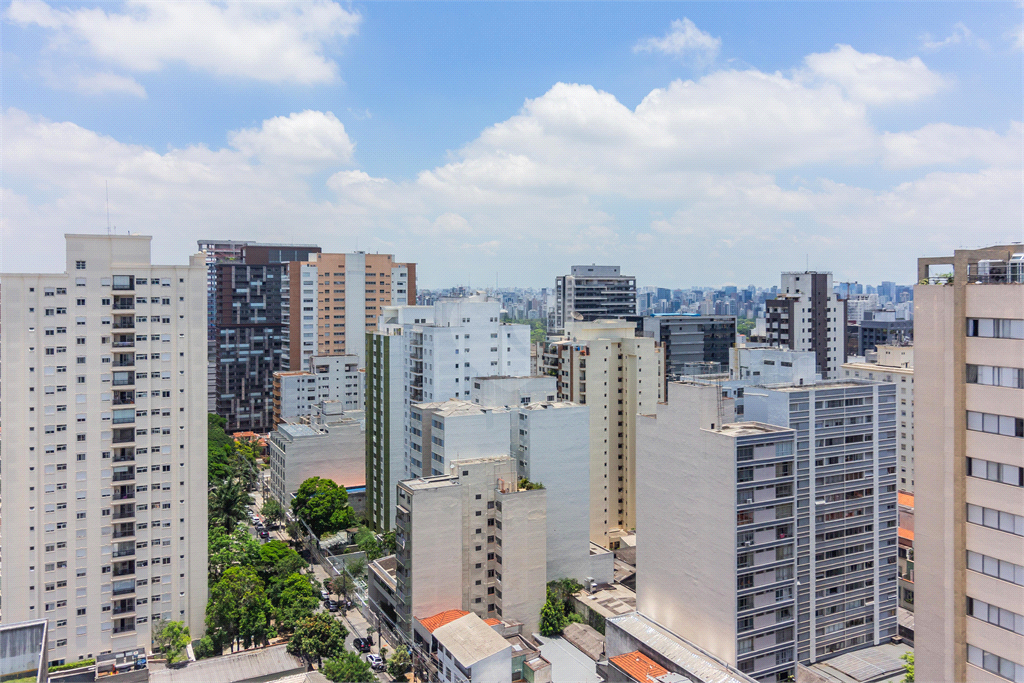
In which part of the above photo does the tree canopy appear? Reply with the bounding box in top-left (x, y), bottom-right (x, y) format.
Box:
top-left (261, 497), bottom-right (285, 527)
top-left (323, 651), bottom-right (374, 683)
top-left (209, 478), bottom-right (253, 533)
top-left (291, 477), bottom-right (356, 538)
top-left (208, 526), bottom-right (262, 585)
top-left (153, 620), bottom-right (191, 665)
top-left (272, 573), bottom-right (321, 635)
top-left (206, 566), bottom-right (276, 650)
top-left (288, 612), bottom-right (348, 669)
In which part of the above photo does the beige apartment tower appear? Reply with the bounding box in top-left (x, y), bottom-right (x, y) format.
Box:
top-left (287, 252), bottom-right (415, 370)
top-left (1, 235), bottom-right (208, 664)
top-left (543, 320), bottom-right (663, 547)
top-left (914, 245), bottom-right (1024, 683)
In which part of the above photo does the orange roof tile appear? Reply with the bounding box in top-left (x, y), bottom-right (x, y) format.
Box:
top-left (610, 651), bottom-right (668, 683)
top-left (898, 527), bottom-right (914, 542)
top-left (483, 618), bottom-right (502, 626)
top-left (898, 492), bottom-right (914, 508)
top-left (418, 610), bottom-right (470, 633)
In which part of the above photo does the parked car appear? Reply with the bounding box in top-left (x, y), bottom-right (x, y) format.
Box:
top-left (366, 654), bottom-right (385, 672)
top-left (259, 530), bottom-right (269, 539)
top-left (353, 637), bottom-right (372, 653)
top-left (326, 600), bottom-right (339, 612)
top-left (321, 589), bottom-right (331, 601)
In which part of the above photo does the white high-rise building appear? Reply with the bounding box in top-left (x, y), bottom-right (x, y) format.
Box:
top-left (272, 353), bottom-right (363, 425)
top-left (765, 272), bottom-right (846, 379)
top-left (365, 296), bottom-right (531, 530)
top-left (1, 235), bottom-right (208, 665)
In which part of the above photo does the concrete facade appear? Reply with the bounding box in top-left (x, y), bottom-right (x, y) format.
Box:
top-left (365, 297), bottom-right (531, 531)
top-left (913, 245), bottom-right (1024, 683)
top-left (642, 314), bottom-right (736, 381)
top-left (636, 383), bottom-right (798, 682)
top-left (271, 354), bottom-right (362, 425)
top-left (765, 272), bottom-right (846, 379)
top-left (394, 457), bottom-right (546, 638)
top-left (553, 266), bottom-right (637, 334)
top-left (286, 252), bottom-right (416, 371)
top-left (543, 320), bottom-right (664, 548)
top-left (1, 235), bottom-right (208, 662)
top-left (267, 401), bottom-right (365, 506)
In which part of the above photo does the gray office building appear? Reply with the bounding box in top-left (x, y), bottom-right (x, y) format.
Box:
top-left (642, 313), bottom-right (737, 381)
top-left (553, 265), bottom-right (637, 333)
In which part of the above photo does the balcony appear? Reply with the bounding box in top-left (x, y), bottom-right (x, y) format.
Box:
top-left (112, 547), bottom-right (136, 558)
top-left (112, 372), bottom-right (135, 387)
top-left (113, 354), bottom-right (135, 368)
top-left (112, 335), bottom-right (135, 349)
top-left (112, 524), bottom-right (135, 539)
top-left (112, 486), bottom-right (135, 501)
top-left (113, 392), bottom-right (135, 407)
top-left (112, 448), bottom-right (135, 463)
top-left (113, 561), bottom-right (135, 577)
top-left (112, 618), bottom-right (136, 635)
top-left (112, 504), bottom-right (135, 520)
top-left (112, 468), bottom-right (135, 483)
top-left (112, 428), bottom-right (135, 444)
top-left (112, 298), bottom-right (135, 310)
top-left (112, 580), bottom-right (136, 596)
top-left (113, 317), bottom-right (135, 330)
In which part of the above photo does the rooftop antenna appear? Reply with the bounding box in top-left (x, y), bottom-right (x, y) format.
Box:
top-left (105, 181), bottom-right (112, 235)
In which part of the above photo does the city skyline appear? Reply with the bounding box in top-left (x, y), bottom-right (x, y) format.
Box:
top-left (3, 2), bottom-right (1021, 287)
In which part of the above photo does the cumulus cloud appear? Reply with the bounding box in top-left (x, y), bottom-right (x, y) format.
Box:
top-left (802, 44), bottom-right (948, 105)
top-left (633, 18), bottom-right (720, 65)
top-left (229, 111), bottom-right (354, 167)
top-left (3, 42), bottom-right (1020, 286)
top-left (6, 0), bottom-right (360, 84)
top-left (920, 22), bottom-right (988, 51)
top-left (1008, 25), bottom-right (1024, 51)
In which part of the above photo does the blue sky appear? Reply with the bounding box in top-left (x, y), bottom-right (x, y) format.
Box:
top-left (2, 1), bottom-right (1022, 288)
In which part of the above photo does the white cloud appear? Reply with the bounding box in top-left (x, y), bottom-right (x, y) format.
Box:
top-left (1007, 24), bottom-right (1024, 51)
top-left (6, 0), bottom-right (360, 84)
top-left (229, 111), bottom-right (354, 167)
top-left (920, 22), bottom-right (988, 51)
top-left (802, 44), bottom-right (948, 105)
top-left (2, 43), bottom-right (1020, 286)
top-left (882, 122), bottom-right (1021, 168)
top-left (633, 18), bottom-right (720, 65)
top-left (72, 72), bottom-right (146, 97)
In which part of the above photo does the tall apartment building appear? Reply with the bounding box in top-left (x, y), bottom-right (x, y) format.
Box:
top-left (287, 252), bottom-right (416, 371)
top-left (394, 457), bottom-right (546, 638)
top-left (197, 240), bottom-right (253, 412)
top-left (842, 345), bottom-right (914, 492)
top-left (552, 265), bottom-right (637, 334)
top-left (271, 354), bottom-right (362, 425)
top-left (365, 297), bottom-right (530, 530)
top-left (765, 272), bottom-right (846, 379)
top-left (410, 376), bottom-right (603, 584)
top-left (642, 314), bottom-right (736, 383)
top-left (913, 246), bottom-right (1024, 683)
top-left (212, 244), bottom-right (320, 432)
top-left (1, 235), bottom-right (208, 664)
top-left (638, 376), bottom-right (900, 677)
top-left (543, 320), bottom-right (662, 548)
top-left (636, 383), bottom-right (799, 682)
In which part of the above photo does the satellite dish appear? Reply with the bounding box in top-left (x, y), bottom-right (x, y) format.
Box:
top-left (571, 311), bottom-right (584, 321)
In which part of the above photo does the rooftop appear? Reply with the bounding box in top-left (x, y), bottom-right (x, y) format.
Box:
top-left (607, 613), bottom-right (756, 683)
top-left (575, 584), bottom-right (636, 620)
top-left (149, 644), bottom-right (305, 683)
top-left (610, 651), bottom-right (668, 683)
top-left (716, 422), bottom-right (792, 437)
top-left (277, 423), bottom-right (320, 438)
top-left (432, 612), bottom-right (512, 667)
top-left (898, 492), bottom-right (914, 508)
top-left (758, 378), bottom-right (884, 392)
top-left (419, 609), bottom-right (470, 633)
top-left (413, 400), bottom-right (510, 417)
top-left (800, 642), bottom-right (913, 683)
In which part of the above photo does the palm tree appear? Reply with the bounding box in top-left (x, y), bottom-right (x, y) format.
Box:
top-left (209, 479), bottom-right (253, 533)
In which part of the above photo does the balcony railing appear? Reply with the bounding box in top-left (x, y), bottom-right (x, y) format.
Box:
top-left (113, 319), bottom-right (135, 330)
top-left (112, 623), bottom-right (136, 634)
top-left (112, 508), bottom-right (135, 520)
top-left (112, 548), bottom-right (136, 558)
top-left (112, 472), bottom-right (135, 483)
top-left (112, 527), bottom-right (135, 539)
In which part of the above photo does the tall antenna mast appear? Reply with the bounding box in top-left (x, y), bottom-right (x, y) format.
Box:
top-left (105, 181), bottom-right (112, 235)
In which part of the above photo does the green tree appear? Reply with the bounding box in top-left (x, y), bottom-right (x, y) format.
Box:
top-left (288, 612), bottom-right (349, 669)
top-left (273, 573), bottom-right (321, 634)
top-left (261, 497), bottom-right (285, 528)
top-left (539, 594), bottom-right (567, 636)
top-left (208, 414), bottom-right (235, 483)
top-left (286, 520), bottom-right (304, 547)
top-left (206, 566), bottom-right (276, 650)
top-left (291, 477), bottom-right (356, 537)
top-left (901, 652), bottom-right (914, 683)
top-left (358, 536), bottom-right (384, 561)
top-left (323, 652), bottom-right (374, 682)
top-left (232, 440), bottom-right (260, 491)
top-left (346, 556), bottom-right (367, 580)
top-left (209, 478), bottom-right (253, 533)
top-left (327, 573), bottom-right (356, 602)
top-left (387, 648), bottom-right (412, 679)
top-left (258, 540), bottom-right (306, 582)
top-left (193, 634), bottom-right (218, 660)
top-left (153, 620), bottom-right (191, 665)
top-left (381, 529), bottom-right (398, 555)
top-left (208, 526), bottom-right (261, 584)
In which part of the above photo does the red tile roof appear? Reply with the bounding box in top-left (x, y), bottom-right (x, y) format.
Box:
top-left (898, 527), bottom-right (914, 542)
top-left (418, 610), bottom-right (470, 633)
top-left (610, 651), bottom-right (668, 683)
top-left (483, 618), bottom-right (502, 626)
top-left (898, 492), bottom-right (914, 508)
